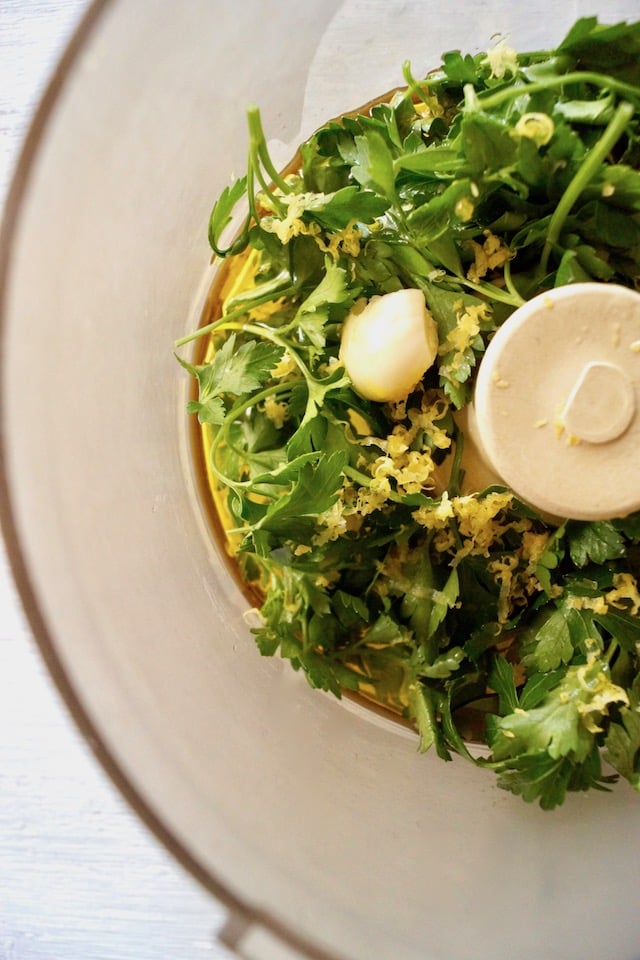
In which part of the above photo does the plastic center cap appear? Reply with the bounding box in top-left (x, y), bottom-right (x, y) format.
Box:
top-left (472, 283), bottom-right (640, 521)
top-left (563, 360), bottom-right (636, 444)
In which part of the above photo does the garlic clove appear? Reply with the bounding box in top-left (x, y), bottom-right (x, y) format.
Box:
top-left (339, 288), bottom-right (439, 402)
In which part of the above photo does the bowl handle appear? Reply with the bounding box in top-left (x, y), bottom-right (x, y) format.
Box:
top-left (219, 905), bottom-right (345, 960)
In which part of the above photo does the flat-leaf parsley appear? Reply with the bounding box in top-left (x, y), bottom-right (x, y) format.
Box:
top-left (177, 17), bottom-right (640, 808)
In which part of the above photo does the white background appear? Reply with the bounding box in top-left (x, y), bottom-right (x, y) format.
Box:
top-left (0, 2), bottom-right (234, 957)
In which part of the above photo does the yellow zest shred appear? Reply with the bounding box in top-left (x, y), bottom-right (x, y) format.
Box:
top-left (481, 37), bottom-right (518, 80)
top-left (575, 656), bottom-right (630, 734)
top-left (452, 490), bottom-right (515, 558)
top-left (262, 395), bottom-right (289, 429)
top-left (466, 231), bottom-right (514, 282)
top-left (606, 572), bottom-right (640, 616)
top-left (438, 302), bottom-right (490, 380)
top-left (258, 191), bottom-right (324, 244)
top-left (314, 221), bottom-right (363, 259)
top-left (565, 594), bottom-right (609, 615)
top-left (270, 350), bottom-right (299, 380)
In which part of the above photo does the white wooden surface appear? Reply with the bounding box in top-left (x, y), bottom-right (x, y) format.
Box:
top-left (0, 3), bottom-right (236, 957)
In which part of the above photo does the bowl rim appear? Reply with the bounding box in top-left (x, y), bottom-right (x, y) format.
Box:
top-left (0, 3), bottom-right (342, 957)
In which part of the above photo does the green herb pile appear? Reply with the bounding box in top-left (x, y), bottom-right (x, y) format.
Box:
top-left (177, 17), bottom-right (640, 809)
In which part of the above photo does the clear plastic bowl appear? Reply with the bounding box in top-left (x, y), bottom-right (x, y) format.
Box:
top-left (2, 2), bottom-right (640, 958)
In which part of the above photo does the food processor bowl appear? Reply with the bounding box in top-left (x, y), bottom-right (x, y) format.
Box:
top-left (2, 2), bottom-right (640, 958)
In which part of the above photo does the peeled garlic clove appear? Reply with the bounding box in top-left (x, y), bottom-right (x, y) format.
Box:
top-left (339, 288), bottom-right (439, 402)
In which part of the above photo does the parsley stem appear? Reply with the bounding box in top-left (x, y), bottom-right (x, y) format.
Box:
top-left (174, 285), bottom-right (296, 348)
top-left (457, 275), bottom-right (524, 307)
top-left (212, 320), bottom-right (341, 428)
top-left (216, 321), bottom-right (315, 381)
top-left (448, 424), bottom-right (465, 497)
top-left (474, 71), bottom-right (640, 112)
top-left (174, 309), bottom-right (248, 348)
top-left (247, 105), bottom-right (292, 195)
top-left (538, 100), bottom-right (634, 277)
top-left (246, 141), bottom-right (287, 220)
top-left (342, 465), bottom-right (410, 506)
top-left (252, 162), bottom-right (286, 216)
top-left (208, 379), bottom-right (295, 492)
top-left (402, 60), bottom-right (433, 110)
top-left (502, 258), bottom-right (527, 305)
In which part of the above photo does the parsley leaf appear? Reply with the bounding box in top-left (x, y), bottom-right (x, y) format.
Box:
top-left (208, 175), bottom-right (249, 257)
top-left (528, 607), bottom-right (574, 672)
top-left (567, 520), bottom-right (626, 567)
top-left (604, 676), bottom-right (640, 791)
top-left (350, 129), bottom-right (398, 203)
top-left (293, 259), bottom-right (353, 350)
top-left (252, 451), bottom-right (347, 541)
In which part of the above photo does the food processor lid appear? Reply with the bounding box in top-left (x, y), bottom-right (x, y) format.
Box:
top-left (473, 283), bottom-right (640, 520)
